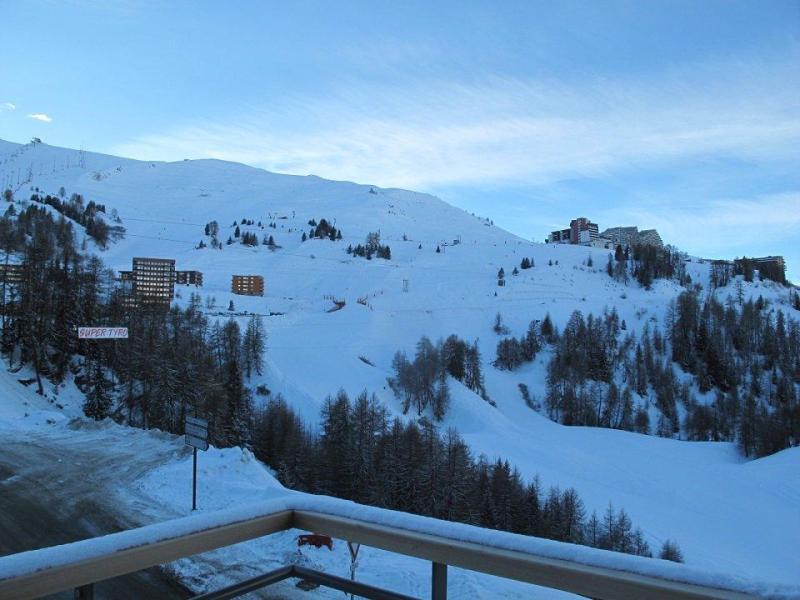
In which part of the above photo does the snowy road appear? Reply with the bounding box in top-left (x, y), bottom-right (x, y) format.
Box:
top-left (0, 420), bottom-right (303, 599)
top-left (0, 423), bottom-right (190, 599)
top-left (0, 419), bottom-right (576, 600)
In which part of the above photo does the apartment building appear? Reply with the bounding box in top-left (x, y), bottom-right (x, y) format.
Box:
top-left (232, 274), bottom-right (264, 296)
top-left (128, 257), bottom-right (176, 306)
top-left (547, 217), bottom-right (598, 246)
top-left (600, 226), bottom-right (664, 248)
top-left (176, 270), bottom-right (203, 286)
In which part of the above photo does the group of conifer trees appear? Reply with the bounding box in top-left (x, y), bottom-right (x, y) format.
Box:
top-left (0, 203), bottom-right (265, 448)
top-left (251, 390), bottom-right (681, 561)
top-left (347, 230), bottom-right (391, 260)
top-left (388, 334), bottom-right (490, 419)
top-left (606, 243), bottom-right (690, 289)
top-left (671, 291), bottom-right (799, 456)
top-left (29, 191), bottom-right (118, 248)
top-left (497, 293), bottom-right (799, 457)
top-left (304, 217), bottom-right (342, 242)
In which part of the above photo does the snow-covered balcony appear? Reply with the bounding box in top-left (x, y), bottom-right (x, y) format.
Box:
top-left (0, 494), bottom-right (790, 600)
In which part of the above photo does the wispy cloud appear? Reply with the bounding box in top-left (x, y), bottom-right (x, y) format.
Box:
top-left (28, 113), bottom-right (53, 123)
top-left (113, 57), bottom-right (799, 190)
top-left (0, 102), bottom-right (15, 112)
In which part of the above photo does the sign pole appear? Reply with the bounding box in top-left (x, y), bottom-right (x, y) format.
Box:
top-left (184, 414), bottom-right (208, 512)
top-left (347, 541), bottom-right (361, 600)
top-left (192, 446), bottom-right (198, 511)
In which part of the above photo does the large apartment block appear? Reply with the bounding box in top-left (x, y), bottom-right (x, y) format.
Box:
top-left (232, 274), bottom-right (264, 296)
top-left (570, 217), bottom-right (599, 245)
top-left (127, 257), bottom-right (176, 306)
top-left (547, 217), bottom-right (598, 246)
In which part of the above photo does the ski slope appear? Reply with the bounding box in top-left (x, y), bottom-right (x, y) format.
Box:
top-left (1, 138), bottom-right (798, 590)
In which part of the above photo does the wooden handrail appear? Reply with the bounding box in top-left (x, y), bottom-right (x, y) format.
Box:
top-left (0, 511), bottom-right (293, 600)
top-left (294, 511), bottom-right (753, 600)
top-left (0, 506), bottom-right (767, 600)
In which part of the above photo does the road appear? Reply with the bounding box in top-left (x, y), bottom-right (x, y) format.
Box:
top-left (0, 424), bottom-right (192, 599)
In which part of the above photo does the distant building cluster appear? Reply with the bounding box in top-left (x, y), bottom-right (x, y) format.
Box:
top-left (116, 258), bottom-right (269, 305)
top-left (116, 259), bottom-right (269, 306)
top-left (547, 218), bottom-right (663, 249)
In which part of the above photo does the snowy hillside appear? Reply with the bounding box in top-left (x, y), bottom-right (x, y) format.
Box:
top-left (1, 380), bottom-right (797, 599)
top-left (1, 138), bottom-right (798, 590)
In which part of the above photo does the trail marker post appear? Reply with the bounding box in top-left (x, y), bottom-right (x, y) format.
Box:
top-left (184, 415), bottom-right (209, 511)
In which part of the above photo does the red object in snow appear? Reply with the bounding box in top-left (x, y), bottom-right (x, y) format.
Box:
top-left (298, 533), bottom-right (333, 551)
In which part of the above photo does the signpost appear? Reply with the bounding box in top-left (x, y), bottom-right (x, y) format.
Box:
top-left (78, 327), bottom-right (129, 339)
top-left (347, 541), bottom-right (361, 600)
top-left (184, 415), bottom-right (208, 511)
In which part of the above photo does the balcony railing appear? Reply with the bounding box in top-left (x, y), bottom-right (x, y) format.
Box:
top-left (0, 495), bottom-right (784, 600)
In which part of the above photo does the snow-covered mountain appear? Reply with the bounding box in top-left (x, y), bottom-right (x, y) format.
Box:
top-left (1, 138), bottom-right (798, 591)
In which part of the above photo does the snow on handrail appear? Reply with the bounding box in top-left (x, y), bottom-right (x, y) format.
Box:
top-left (0, 493), bottom-right (794, 600)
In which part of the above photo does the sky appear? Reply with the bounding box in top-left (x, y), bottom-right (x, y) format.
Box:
top-left (1, 0), bottom-right (799, 281)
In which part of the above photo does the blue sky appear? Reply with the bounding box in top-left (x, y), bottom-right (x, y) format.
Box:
top-left (2, 0), bottom-right (799, 281)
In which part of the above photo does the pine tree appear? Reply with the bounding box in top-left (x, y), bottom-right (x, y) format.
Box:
top-left (432, 370), bottom-right (450, 421)
top-left (738, 393), bottom-right (758, 456)
top-left (320, 390), bottom-right (353, 497)
top-left (220, 321), bottom-right (252, 447)
top-left (659, 540), bottom-right (684, 562)
top-left (464, 341), bottom-right (486, 397)
top-left (242, 314), bottom-right (266, 378)
top-left (521, 320), bottom-right (540, 360)
top-left (82, 361), bottom-right (114, 420)
top-left (541, 314), bottom-right (554, 342)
